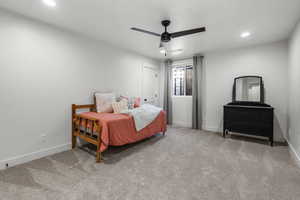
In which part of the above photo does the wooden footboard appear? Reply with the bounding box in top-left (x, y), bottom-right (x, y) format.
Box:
top-left (72, 104), bottom-right (103, 162)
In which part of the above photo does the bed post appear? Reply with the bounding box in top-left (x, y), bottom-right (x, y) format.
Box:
top-left (96, 154), bottom-right (101, 163)
top-left (71, 103), bottom-right (103, 163)
top-left (96, 147), bottom-right (102, 163)
top-left (72, 104), bottom-right (77, 149)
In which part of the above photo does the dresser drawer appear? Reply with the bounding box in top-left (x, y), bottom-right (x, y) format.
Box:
top-left (224, 107), bottom-right (273, 123)
top-left (223, 104), bottom-right (274, 143)
top-left (224, 121), bottom-right (272, 137)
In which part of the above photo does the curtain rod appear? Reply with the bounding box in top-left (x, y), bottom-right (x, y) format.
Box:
top-left (164, 54), bottom-right (204, 63)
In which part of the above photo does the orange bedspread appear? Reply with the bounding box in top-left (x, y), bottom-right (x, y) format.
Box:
top-left (79, 111), bottom-right (167, 152)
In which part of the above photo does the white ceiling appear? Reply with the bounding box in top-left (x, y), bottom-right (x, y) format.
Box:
top-left (0, 0), bottom-right (300, 60)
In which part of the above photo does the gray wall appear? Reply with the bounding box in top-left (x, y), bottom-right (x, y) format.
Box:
top-left (288, 21), bottom-right (300, 157)
top-left (0, 9), bottom-right (159, 166)
top-left (168, 41), bottom-right (289, 142)
top-left (202, 41), bottom-right (289, 142)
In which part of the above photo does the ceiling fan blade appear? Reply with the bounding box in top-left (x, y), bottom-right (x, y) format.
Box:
top-left (131, 27), bottom-right (161, 37)
top-left (171, 27), bottom-right (206, 38)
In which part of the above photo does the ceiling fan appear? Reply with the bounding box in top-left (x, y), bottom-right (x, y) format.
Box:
top-left (131, 20), bottom-right (206, 55)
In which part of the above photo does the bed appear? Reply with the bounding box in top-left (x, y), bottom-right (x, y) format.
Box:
top-left (72, 104), bottom-right (167, 162)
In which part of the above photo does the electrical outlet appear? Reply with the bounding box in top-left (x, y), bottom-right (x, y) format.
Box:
top-left (41, 134), bottom-right (47, 142)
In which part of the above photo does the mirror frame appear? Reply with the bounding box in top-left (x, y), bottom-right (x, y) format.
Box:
top-left (232, 76), bottom-right (264, 104)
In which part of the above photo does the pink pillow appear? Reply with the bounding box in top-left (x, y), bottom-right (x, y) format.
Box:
top-left (120, 96), bottom-right (141, 108)
top-left (134, 97), bottom-right (141, 108)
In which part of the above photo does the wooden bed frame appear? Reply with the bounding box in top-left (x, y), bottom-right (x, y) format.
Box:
top-left (72, 99), bottom-right (166, 163)
top-left (72, 104), bottom-right (103, 162)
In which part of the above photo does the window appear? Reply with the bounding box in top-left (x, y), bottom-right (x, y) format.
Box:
top-left (172, 65), bottom-right (193, 96)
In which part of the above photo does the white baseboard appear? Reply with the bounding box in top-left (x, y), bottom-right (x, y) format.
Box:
top-left (202, 125), bottom-right (221, 133)
top-left (287, 140), bottom-right (300, 168)
top-left (172, 122), bottom-right (221, 132)
top-left (0, 143), bottom-right (71, 170)
top-left (173, 121), bottom-right (192, 128)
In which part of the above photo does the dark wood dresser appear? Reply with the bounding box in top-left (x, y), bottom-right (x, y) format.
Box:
top-left (223, 102), bottom-right (274, 146)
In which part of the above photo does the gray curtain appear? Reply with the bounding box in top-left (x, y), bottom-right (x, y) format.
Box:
top-left (163, 60), bottom-right (173, 124)
top-left (192, 55), bottom-right (204, 129)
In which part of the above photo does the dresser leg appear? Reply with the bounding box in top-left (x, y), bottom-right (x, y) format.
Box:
top-left (270, 137), bottom-right (273, 147)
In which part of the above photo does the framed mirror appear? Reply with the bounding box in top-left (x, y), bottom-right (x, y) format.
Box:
top-left (233, 76), bottom-right (264, 103)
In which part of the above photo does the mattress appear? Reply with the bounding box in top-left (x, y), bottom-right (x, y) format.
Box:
top-left (78, 111), bottom-right (167, 152)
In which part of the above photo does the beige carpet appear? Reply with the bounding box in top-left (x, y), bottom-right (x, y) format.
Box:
top-left (1, 127), bottom-right (300, 200)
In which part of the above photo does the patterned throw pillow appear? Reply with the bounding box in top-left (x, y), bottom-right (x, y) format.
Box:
top-left (112, 99), bottom-right (129, 113)
top-left (95, 93), bottom-right (116, 113)
top-left (119, 96), bottom-right (141, 109)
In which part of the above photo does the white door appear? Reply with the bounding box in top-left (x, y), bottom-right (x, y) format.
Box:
top-left (142, 66), bottom-right (159, 106)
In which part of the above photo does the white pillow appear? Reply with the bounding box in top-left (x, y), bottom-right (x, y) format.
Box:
top-left (95, 93), bottom-right (116, 113)
top-left (112, 99), bottom-right (129, 114)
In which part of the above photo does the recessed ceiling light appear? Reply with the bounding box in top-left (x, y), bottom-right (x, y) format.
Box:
top-left (240, 31), bottom-right (251, 38)
top-left (43, 0), bottom-right (56, 7)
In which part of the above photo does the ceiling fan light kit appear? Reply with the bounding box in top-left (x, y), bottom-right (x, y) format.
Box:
top-left (131, 20), bottom-right (206, 55)
top-left (172, 49), bottom-right (183, 55)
